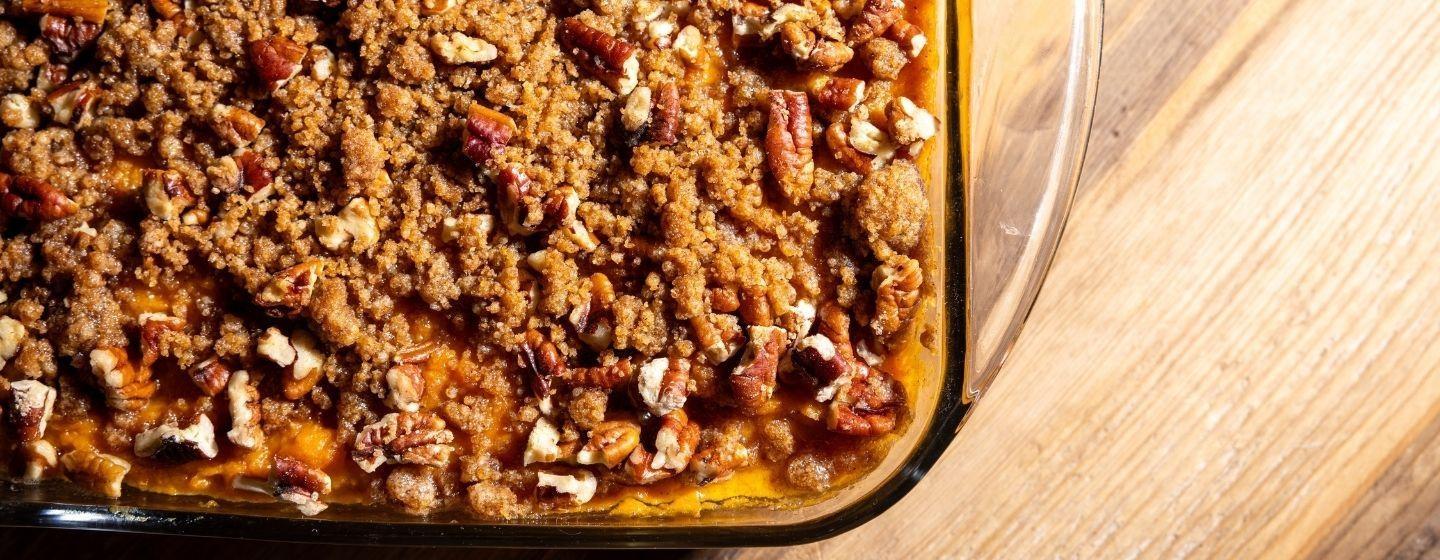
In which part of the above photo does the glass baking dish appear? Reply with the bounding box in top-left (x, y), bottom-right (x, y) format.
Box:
top-left (0, 0), bottom-right (1102, 546)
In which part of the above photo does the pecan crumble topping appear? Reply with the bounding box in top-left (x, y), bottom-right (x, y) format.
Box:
top-left (0, 0), bottom-right (937, 518)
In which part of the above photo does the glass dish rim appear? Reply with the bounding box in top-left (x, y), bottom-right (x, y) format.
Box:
top-left (0, 0), bottom-right (1104, 547)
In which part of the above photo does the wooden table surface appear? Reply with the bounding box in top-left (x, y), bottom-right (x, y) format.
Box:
top-left (8, 0), bottom-right (1440, 557)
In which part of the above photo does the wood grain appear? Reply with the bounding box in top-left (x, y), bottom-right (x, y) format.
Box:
top-left (7, 0), bottom-right (1440, 557)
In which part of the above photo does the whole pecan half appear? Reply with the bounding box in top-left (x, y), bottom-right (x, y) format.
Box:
top-left (0, 172), bottom-right (78, 222)
top-left (648, 83), bottom-right (680, 146)
top-left (6, 380), bottom-right (56, 443)
top-left (559, 17), bottom-right (639, 94)
top-left (90, 346), bottom-right (155, 411)
top-left (764, 90), bottom-right (814, 202)
top-left (462, 103), bottom-right (516, 166)
top-left (254, 260), bottom-right (324, 318)
top-left (273, 455), bottom-right (332, 516)
top-left (40, 15), bottom-right (101, 61)
top-left (60, 448), bottom-right (130, 498)
top-left (249, 36), bottom-right (307, 92)
top-left (352, 411), bottom-right (455, 473)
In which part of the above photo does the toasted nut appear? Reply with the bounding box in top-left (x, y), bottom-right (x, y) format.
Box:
top-left (210, 103), bottom-right (265, 148)
top-left (576, 419), bottom-right (641, 468)
top-left (808, 76), bottom-right (866, 112)
top-left (384, 363), bottom-right (426, 412)
top-left (60, 449), bottom-right (130, 498)
top-left (886, 96), bottom-right (937, 146)
top-left (568, 274), bottom-right (615, 351)
top-left (519, 329), bottom-right (564, 401)
top-left (672, 25), bottom-right (703, 63)
top-left (430, 31), bottom-right (498, 65)
top-left (440, 214), bottom-right (494, 244)
top-left (620, 85), bottom-right (652, 134)
top-left (273, 455), bottom-right (332, 516)
top-left (255, 260), bottom-right (324, 318)
top-left (352, 411), bottom-right (455, 473)
top-left (142, 169), bottom-right (194, 221)
top-left (637, 357), bottom-right (688, 416)
top-left (1, 94), bottom-right (40, 129)
top-left (730, 2), bottom-right (769, 36)
top-left (782, 299), bottom-right (818, 341)
top-left (6, 380), bottom-right (56, 442)
top-left (256, 327), bottom-right (325, 399)
top-left (22, 0), bottom-right (109, 24)
top-left (648, 83), bottom-right (680, 146)
top-left (692, 433), bottom-right (752, 484)
top-left (134, 415), bottom-right (219, 462)
top-left (21, 440), bottom-right (58, 482)
top-left (226, 369), bottom-right (263, 448)
top-left (418, 0), bottom-right (454, 15)
top-left (0, 172), bottom-right (78, 222)
top-left (234, 150), bottom-right (274, 191)
top-left (90, 347), bottom-right (155, 411)
top-left (249, 36), bottom-right (306, 92)
top-left (523, 416), bottom-right (563, 465)
top-left (45, 79), bottom-right (97, 126)
top-left (40, 15), bottom-right (102, 61)
top-left (828, 369), bottom-right (904, 436)
top-left (35, 63), bottom-right (68, 93)
top-left (495, 165), bottom-right (536, 234)
top-left (738, 286), bottom-right (773, 326)
top-left (847, 112), bottom-right (897, 160)
top-left (762, 4), bottom-right (816, 39)
top-left (559, 17), bottom-right (639, 94)
top-left (791, 333), bottom-right (854, 401)
top-left (764, 90), bottom-right (815, 202)
top-left (693, 313), bottom-right (743, 365)
top-left (563, 359), bottom-right (634, 389)
top-left (462, 103), bottom-right (516, 166)
top-left (825, 120), bottom-right (875, 173)
top-left (536, 470), bottom-right (597, 504)
top-left (779, 20), bottom-right (854, 72)
top-left (887, 19), bottom-right (926, 57)
top-left (848, 0), bottom-right (902, 44)
top-left (0, 315), bottom-right (27, 364)
top-left (871, 254), bottom-right (922, 338)
top-left (644, 19), bottom-right (675, 48)
top-left (138, 312), bottom-right (183, 366)
top-left (308, 46), bottom-right (335, 80)
top-left (315, 198), bottom-right (379, 252)
top-left (149, 0), bottom-right (180, 19)
top-left (730, 325), bottom-right (787, 411)
top-left (649, 409), bottom-right (700, 471)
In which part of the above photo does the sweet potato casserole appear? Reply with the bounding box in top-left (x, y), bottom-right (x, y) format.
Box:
top-left (0, 0), bottom-right (936, 518)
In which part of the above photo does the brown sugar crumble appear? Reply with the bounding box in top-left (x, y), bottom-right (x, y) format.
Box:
top-left (0, 0), bottom-right (937, 518)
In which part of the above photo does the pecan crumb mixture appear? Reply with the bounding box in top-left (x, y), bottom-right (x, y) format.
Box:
top-left (0, 0), bottom-right (936, 518)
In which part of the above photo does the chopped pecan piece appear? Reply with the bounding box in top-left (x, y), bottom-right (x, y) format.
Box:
top-left (430, 32), bottom-right (497, 65)
top-left (255, 260), bottom-right (323, 318)
top-left (764, 90), bottom-right (814, 201)
top-left (462, 103), bottom-right (516, 166)
top-left (21, 440), bottom-right (58, 482)
top-left (576, 419), bottom-right (641, 468)
top-left (692, 313), bottom-right (743, 365)
top-left (870, 254), bottom-right (922, 338)
top-left (89, 347), bottom-right (155, 411)
top-left (60, 448), bottom-right (130, 498)
top-left (886, 19), bottom-right (926, 57)
top-left (309, 46), bottom-right (335, 80)
top-left (738, 286), bottom-right (773, 327)
top-left (692, 433), bottom-right (752, 485)
top-left (562, 359), bottom-right (633, 390)
top-left (523, 416), bottom-right (564, 465)
top-left (188, 356), bottom-right (231, 397)
top-left (226, 369), bottom-right (262, 448)
top-left (134, 415), bottom-right (219, 463)
top-left (568, 273), bottom-right (615, 350)
top-left (536, 470), bottom-right (597, 505)
top-left (809, 76), bottom-right (866, 112)
top-left (256, 327), bottom-right (325, 399)
top-left (35, 63), bottom-right (69, 93)
top-left (519, 329), bottom-right (564, 401)
top-left (495, 165), bottom-right (536, 234)
top-left (22, 0), bottom-right (109, 24)
top-left (39, 15), bottom-right (101, 61)
top-left (649, 83), bottom-right (680, 146)
top-left (1, 94), bottom-right (40, 129)
top-left (779, 20), bottom-right (854, 72)
top-left (0, 172), bottom-right (78, 222)
top-left (44, 79), bottom-right (97, 126)
top-left (559, 17), bottom-right (639, 95)
top-left (730, 325), bottom-right (787, 411)
top-left (234, 150), bottom-right (274, 191)
top-left (210, 103), bottom-right (265, 148)
top-left (273, 456), bottom-right (332, 516)
top-left (137, 312), bottom-right (183, 366)
top-left (352, 411), bottom-right (455, 473)
top-left (848, 0), bottom-right (903, 44)
top-left (6, 380), bottom-right (56, 442)
top-left (384, 362), bottom-right (426, 412)
top-left (672, 25), bottom-right (703, 63)
top-left (619, 85), bottom-right (653, 143)
top-left (649, 410), bottom-right (700, 472)
top-left (827, 369), bottom-right (904, 436)
top-left (791, 333), bottom-right (856, 401)
top-left (825, 119), bottom-right (876, 173)
top-left (637, 357), bottom-right (688, 416)
top-left (249, 36), bottom-right (306, 92)
top-left (0, 315), bottom-right (27, 365)
top-left (885, 96), bottom-right (938, 148)
top-left (315, 198), bottom-right (380, 252)
top-left (141, 169), bottom-right (194, 221)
